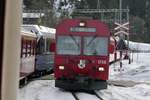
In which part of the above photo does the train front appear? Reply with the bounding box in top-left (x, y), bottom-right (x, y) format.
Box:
top-left (55, 19), bottom-right (110, 90)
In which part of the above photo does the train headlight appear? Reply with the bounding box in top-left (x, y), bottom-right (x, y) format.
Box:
top-left (79, 21), bottom-right (86, 27)
top-left (59, 66), bottom-right (64, 70)
top-left (98, 67), bottom-right (104, 71)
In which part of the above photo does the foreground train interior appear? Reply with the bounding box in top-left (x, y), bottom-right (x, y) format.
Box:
top-left (0, 0), bottom-right (21, 100)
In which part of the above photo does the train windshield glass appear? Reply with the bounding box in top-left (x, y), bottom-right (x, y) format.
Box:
top-left (84, 36), bottom-right (108, 56)
top-left (57, 36), bottom-right (81, 55)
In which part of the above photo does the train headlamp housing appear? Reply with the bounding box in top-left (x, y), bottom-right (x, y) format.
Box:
top-left (98, 67), bottom-right (104, 71)
top-left (79, 21), bottom-right (86, 27)
top-left (59, 66), bottom-right (64, 70)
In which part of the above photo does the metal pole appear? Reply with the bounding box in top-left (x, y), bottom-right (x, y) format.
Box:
top-left (127, 6), bottom-right (130, 64)
top-left (119, 0), bottom-right (122, 24)
top-left (119, 0), bottom-right (124, 39)
top-left (97, 0), bottom-right (100, 9)
top-left (101, 12), bottom-right (104, 21)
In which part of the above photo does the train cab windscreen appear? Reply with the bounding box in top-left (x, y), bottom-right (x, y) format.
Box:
top-left (84, 37), bottom-right (108, 56)
top-left (57, 36), bottom-right (81, 55)
top-left (57, 35), bottom-right (108, 56)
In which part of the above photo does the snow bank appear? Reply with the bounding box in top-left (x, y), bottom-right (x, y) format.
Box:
top-left (129, 41), bottom-right (150, 51)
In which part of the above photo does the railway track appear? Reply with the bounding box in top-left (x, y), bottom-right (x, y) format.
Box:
top-left (94, 90), bottom-right (104, 100)
top-left (70, 79), bottom-right (149, 100)
top-left (109, 59), bottom-right (121, 65)
top-left (71, 92), bottom-right (80, 100)
top-left (71, 91), bottom-right (104, 100)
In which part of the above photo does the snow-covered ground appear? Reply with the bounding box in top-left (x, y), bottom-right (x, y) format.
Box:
top-left (19, 41), bottom-right (150, 100)
top-left (110, 53), bottom-right (150, 83)
top-left (99, 84), bottom-right (150, 100)
top-left (129, 41), bottom-right (150, 52)
top-left (19, 80), bottom-right (76, 100)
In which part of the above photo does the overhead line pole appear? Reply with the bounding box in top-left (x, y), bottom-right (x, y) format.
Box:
top-left (119, 0), bottom-right (122, 24)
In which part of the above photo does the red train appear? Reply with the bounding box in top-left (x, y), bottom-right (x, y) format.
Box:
top-left (54, 19), bottom-right (113, 90)
top-left (20, 30), bottom-right (37, 85)
top-left (20, 26), bottom-right (55, 85)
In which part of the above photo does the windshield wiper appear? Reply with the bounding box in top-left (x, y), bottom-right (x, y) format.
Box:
top-left (70, 35), bottom-right (80, 48)
top-left (86, 35), bottom-right (97, 47)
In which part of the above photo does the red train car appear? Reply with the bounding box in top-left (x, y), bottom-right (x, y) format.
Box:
top-left (55, 19), bottom-right (110, 90)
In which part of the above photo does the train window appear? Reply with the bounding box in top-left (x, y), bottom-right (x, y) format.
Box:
top-left (46, 38), bottom-right (51, 52)
top-left (29, 40), bottom-right (32, 56)
top-left (57, 36), bottom-right (81, 55)
top-left (31, 40), bottom-right (34, 55)
top-left (33, 40), bottom-right (36, 55)
top-left (22, 40), bottom-right (27, 58)
top-left (84, 36), bottom-right (108, 56)
top-left (21, 39), bottom-right (36, 57)
top-left (28, 40), bottom-right (31, 56)
top-left (31, 40), bottom-right (36, 55)
top-left (36, 37), bottom-right (44, 54)
top-left (25, 40), bottom-right (28, 57)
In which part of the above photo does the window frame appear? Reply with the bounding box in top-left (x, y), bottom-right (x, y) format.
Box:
top-left (56, 35), bottom-right (81, 55)
top-left (83, 36), bottom-right (109, 56)
top-left (21, 38), bottom-right (36, 58)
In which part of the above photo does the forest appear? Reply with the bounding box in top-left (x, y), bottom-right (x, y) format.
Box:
top-left (23, 0), bottom-right (150, 43)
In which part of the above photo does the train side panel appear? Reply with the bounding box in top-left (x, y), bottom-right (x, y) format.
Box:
top-left (20, 31), bottom-right (36, 81)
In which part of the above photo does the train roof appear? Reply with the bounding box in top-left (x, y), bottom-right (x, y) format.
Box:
top-left (22, 25), bottom-right (55, 39)
top-left (56, 19), bottom-right (110, 36)
top-left (21, 30), bottom-right (36, 38)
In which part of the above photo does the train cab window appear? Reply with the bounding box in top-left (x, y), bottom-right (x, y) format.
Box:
top-left (84, 36), bottom-right (108, 56)
top-left (57, 36), bottom-right (81, 55)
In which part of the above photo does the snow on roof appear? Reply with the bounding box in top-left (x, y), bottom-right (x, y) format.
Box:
top-left (21, 30), bottom-right (36, 38)
top-left (22, 25), bottom-right (56, 39)
top-left (39, 26), bottom-right (56, 34)
top-left (23, 13), bottom-right (45, 18)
